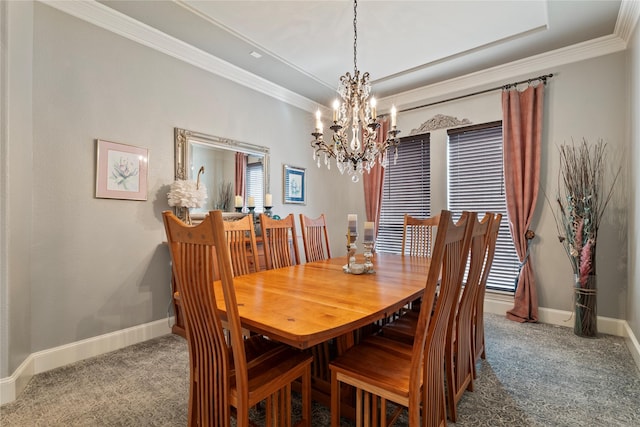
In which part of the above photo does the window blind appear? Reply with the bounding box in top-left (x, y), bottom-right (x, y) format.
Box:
top-left (246, 161), bottom-right (264, 212)
top-left (447, 122), bottom-right (518, 291)
top-left (377, 135), bottom-right (431, 254)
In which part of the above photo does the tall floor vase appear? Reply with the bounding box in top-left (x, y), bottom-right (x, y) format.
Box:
top-left (574, 274), bottom-right (597, 337)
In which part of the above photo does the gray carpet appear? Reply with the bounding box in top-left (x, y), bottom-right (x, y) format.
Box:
top-left (2, 314), bottom-right (639, 426)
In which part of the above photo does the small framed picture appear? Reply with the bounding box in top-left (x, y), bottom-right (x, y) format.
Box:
top-left (283, 164), bottom-right (306, 205)
top-left (96, 139), bottom-right (149, 200)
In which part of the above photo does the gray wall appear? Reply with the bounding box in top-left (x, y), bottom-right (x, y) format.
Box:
top-left (629, 15), bottom-right (640, 341)
top-left (2, 0), bottom-right (34, 380)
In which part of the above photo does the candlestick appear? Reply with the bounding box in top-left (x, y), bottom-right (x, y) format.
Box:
top-left (265, 193), bottom-right (272, 206)
top-left (343, 227), bottom-right (358, 274)
top-left (363, 242), bottom-right (375, 274)
top-left (364, 221), bottom-right (375, 243)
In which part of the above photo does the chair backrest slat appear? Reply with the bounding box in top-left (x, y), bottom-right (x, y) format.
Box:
top-left (223, 215), bottom-right (260, 276)
top-left (260, 214), bottom-right (300, 269)
top-left (300, 214), bottom-right (331, 262)
top-left (402, 213), bottom-right (439, 257)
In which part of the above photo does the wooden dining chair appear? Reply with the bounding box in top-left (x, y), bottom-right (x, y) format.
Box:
top-left (398, 213), bottom-right (439, 315)
top-left (163, 210), bottom-right (312, 427)
top-left (298, 213), bottom-right (334, 384)
top-left (473, 213), bottom-right (503, 369)
top-left (260, 213), bottom-right (300, 269)
top-left (299, 213), bottom-right (332, 263)
top-left (402, 213), bottom-right (439, 257)
top-left (444, 212), bottom-right (492, 422)
top-left (329, 210), bottom-right (474, 427)
top-left (223, 214), bottom-right (261, 276)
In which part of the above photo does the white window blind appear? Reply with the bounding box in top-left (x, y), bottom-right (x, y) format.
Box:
top-left (447, 122), bottom-right (518, 291)
top-left (246, 161), bottom-right (264, 212)
top-left (377, 135), bottom-right (431, 254)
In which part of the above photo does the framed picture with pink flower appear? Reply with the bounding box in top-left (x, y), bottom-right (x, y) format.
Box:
top-left (95, 139), bottom-right (149, 200)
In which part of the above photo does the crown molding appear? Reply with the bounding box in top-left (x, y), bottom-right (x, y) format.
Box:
top-left (43, 0), bottom-right (319, 113)
top-left (43, 1), bottom-right (633, 115)
top-left (615, 0), bottom-right (640, 43)
top-left (380, 34), bottom-right (628, 111)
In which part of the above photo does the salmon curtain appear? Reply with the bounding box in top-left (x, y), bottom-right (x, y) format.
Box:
top-left (363, 118), bottom-right (388, 237)
top-left (503, 84), bottom-right (544, 323)
top-left (235, 152), bottom-right (247, 201)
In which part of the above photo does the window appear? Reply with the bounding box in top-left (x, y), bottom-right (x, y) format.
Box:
top-left (447, 122), bottom-right (519, 292)
top-left (377, 135), bottom-right (431, 254)
top-left (246, 160), bottom-right (264, 212)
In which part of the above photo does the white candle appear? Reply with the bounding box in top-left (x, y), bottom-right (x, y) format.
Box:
top-left (370, 97), bottom-right (377, 121)
top-left (315, 109), bottom-right (322, 132)
top-left (364, 221), bottom-right (375, 243)
top-left (248, 196), bottom-right (255, 207)
top-left (235, 195), bottom-right (243, 208)
top-left (348, 214), bottom-right (357, 234)
top-left (333, 99), bottom-right (340, 122)
top-left (265, 193), bottom-right (272, 206)
top-left (391, 105), bottom-right (397, 127)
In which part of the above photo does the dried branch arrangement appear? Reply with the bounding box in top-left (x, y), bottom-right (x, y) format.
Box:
top-left (554, 139), bottom-right (619, 280)
top-left (550, 138), bottom-right (620, 336)
top-left (217, 181), bottom-right (233, 212)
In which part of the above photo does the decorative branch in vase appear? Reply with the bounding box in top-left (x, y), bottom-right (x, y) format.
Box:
top-left (549, 138), bottom-right (620, 337)
top-left (216, 181), bottom-right (233, 212)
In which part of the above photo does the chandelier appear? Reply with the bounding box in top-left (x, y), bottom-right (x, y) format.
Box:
top-left (310, 0), bottom-right (400, 183)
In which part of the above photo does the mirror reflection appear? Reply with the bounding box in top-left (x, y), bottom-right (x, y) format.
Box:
top-left (174, 128), bottom-right (270, 214)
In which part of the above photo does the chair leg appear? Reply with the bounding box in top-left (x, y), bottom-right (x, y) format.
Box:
top-left (266, 395), bottom-right (273, 427)
top-left (302, 365), bottom-right (312, 426)
top-left (331, 370), bottom-right (341, 427)
top-left (355, 388), bottom-right (363, 427)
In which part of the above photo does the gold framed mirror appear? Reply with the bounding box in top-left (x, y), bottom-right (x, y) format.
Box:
top-left (174, 128), bottom-right (270, 216)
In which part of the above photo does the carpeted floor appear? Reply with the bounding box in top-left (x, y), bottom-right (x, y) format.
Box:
top-left (2, 313), bottom-right (639, 426)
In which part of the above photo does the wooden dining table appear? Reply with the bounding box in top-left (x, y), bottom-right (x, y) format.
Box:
top-left (213, 252), bottom-right (431, 349)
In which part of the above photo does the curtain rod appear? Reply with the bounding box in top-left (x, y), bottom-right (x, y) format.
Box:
top-left (398, 73), bottom-right (554, 114)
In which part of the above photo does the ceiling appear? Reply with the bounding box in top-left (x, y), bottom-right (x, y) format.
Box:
top-left (97, 0), bottom-right (625, 107)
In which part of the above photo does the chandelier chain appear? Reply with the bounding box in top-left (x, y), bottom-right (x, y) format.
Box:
top-left (353, 0), bottom-right (358, 74)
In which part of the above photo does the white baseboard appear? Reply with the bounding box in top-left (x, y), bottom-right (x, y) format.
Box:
top-left (484, 295), bottom-right (640, 373)
top-left (0, 317), bottom-right (173, 405)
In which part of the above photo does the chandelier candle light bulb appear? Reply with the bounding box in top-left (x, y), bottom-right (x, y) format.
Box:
top-left (315, 109), bottom-right (323, 133)
top-left (370, 97), bottom-right (377, 121)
